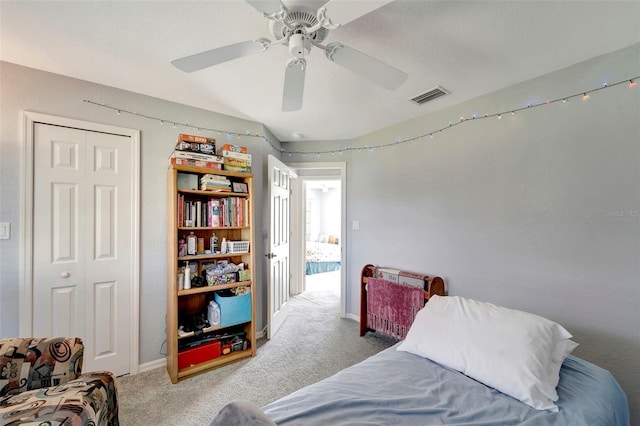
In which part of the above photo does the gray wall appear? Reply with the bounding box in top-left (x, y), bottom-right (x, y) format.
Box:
top-left (0, 61), bottom-right (281, 365)
top-left (284, 43), bottom-right (640, 423)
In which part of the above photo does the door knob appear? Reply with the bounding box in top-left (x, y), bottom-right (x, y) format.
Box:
top-left (60, 271), bottom-right (71, 278)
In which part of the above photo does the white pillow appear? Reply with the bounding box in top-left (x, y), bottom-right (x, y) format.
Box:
top-left (396, 295), bottom-right (578, 411)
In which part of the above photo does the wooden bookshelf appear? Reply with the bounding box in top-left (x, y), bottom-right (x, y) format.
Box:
top-left (167, 164), bottom-right (256, 383)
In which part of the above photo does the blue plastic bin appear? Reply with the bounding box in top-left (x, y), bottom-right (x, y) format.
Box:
top-left (214, 291), bottom-right (252, 326)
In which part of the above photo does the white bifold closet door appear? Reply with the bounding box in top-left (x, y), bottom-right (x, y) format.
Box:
top-left (32, 122), bottom-right (132, 376)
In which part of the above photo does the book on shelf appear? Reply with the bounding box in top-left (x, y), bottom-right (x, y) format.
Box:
top-left (177, 194), bottom-right (184, 227)
top-left (195, 201), bottom-right (202, 227)
top-left (190, 203), bottom-right (197, 227)
top-left (209, 200), bottom-right (221, 227)
top-left (200, 184), bottom-right (231, 192)
top-left (200, 174), bottom-right (231, 191)
top-left (179, 197), bottom-right (247, 228)
top-left (218, 197), bottom-right (246, 227)
top-left (201, 174), bottom-right (230, 182)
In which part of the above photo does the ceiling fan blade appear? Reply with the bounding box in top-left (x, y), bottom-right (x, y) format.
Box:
top-left (245, 0), bottom-right (287, 16)
top-left (171, 38), bottom-right (270, 73)
top-left (282, 58), bottom-right (306, 112)
top-left (325, 42), bottom-right (407, 90)
top-left (316, 0), bottom-right (394, 28)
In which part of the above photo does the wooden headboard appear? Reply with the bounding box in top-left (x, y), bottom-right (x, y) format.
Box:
top-left (359, 264), bottom-right (446, 337)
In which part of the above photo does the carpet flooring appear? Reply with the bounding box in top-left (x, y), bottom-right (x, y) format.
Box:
top-left (116, 271), bottom-right (396, 425)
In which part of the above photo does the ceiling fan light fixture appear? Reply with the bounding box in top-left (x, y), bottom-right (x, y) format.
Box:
top-left (289, 33), bottom-right (311, 58)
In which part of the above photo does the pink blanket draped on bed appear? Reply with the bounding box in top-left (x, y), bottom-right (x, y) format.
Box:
top-left (366, 278), bottom-right (425, 340)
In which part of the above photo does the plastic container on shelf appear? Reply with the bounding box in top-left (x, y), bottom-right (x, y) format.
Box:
top-left (207, 300), bottom-right (221, 327)
top-left (186, 232), bottom-right (197, 255)
top-left (214, 291), bottom-right (251, 327)
top-left (210, 233), bottom-right (218, 253)
top-left (227, 241), bottom-right (250, 253)
top-left (183, 262), bottom-right (191, 290)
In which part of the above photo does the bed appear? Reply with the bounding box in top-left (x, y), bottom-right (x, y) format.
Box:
top-left (210, 271), bottom-right (630, 426)
top-left (305, 241), bottom-right (341, 275)
top-left (211, 340), bottom-right (630, 426)
top-left (260, 345), bottom-right (629, 425)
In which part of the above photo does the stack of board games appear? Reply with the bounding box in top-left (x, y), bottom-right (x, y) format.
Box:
top-left (170, 134), bottom-right (223, 169)
top-left (217, 144), bottom-right (252, 173)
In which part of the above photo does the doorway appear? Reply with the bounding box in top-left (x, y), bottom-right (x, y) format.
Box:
top-left (302, 179), bottom-right (341, 294)
top-left (287, 162), bottom-right (346, 317)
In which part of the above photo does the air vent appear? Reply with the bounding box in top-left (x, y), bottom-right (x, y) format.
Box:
top-left (410, 86), bottom-right (449, 105)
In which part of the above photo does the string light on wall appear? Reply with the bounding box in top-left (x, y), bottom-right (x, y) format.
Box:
top-left (82, 99), bottom-right (264, 140)
top-left (83, 74), bottom-right (638, 157)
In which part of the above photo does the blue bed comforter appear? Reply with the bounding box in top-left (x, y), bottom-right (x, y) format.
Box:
top-left (262, 344), bottom-right (629, 426)
top-left (305, 242), bottom-right (341, 275)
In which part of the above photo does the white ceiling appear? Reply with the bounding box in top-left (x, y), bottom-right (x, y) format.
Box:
top-left (306, 179), bottom-right (341, 190)
top-left (1, 1), bottom-right (638, 142)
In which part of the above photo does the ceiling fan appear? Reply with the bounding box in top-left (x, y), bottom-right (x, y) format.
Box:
top-left (171, 0), bottom-right (408, 112)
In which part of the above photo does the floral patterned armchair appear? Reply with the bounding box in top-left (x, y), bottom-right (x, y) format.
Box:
top-left (0, 337), bottom-right (119, 425)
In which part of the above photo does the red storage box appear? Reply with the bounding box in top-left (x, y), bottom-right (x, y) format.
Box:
top-left (178, 340), bottom-right (221, 369)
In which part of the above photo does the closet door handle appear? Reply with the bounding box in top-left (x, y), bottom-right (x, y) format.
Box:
top-left (60, 271), bottom-right (71, 278)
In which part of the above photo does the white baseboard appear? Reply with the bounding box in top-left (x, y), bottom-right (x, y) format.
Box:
top-left (138, 357), bottom-right (167, 373)
top-left (345, 313), bottom-right (359, 322)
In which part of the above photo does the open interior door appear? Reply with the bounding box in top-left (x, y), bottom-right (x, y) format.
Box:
top-left (267, 155), bottom-right (294, 339)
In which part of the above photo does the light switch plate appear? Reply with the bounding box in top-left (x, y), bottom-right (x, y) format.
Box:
top-left (0, 222), bottom-right (10, 240)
